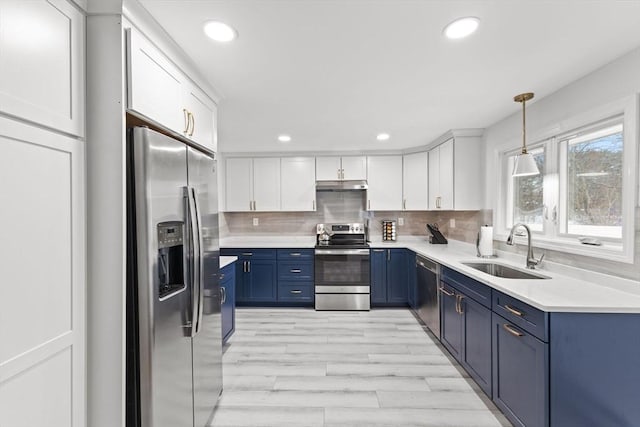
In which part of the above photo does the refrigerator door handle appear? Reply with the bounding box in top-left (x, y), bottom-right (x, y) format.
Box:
top-left (191, 187), bottom-right (205, 335)
top-left (184, 186), bottom-right (200, 337)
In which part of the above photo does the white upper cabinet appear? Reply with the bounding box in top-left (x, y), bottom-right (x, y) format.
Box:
top-left (428, 135), bottom-right (482, 210)
top-left (341, 156), bottom-right (367, 180)
top-left (403, 152), bottom-right (429, 210)
top-left (225, 158), bottom-right (280, 212)
top-left (182, 81), bottom-right (217, 152)
top-left (253, 158), bottom-right (281, 212)
top-left (367, 156), bottom-right (403, 211)
top-left (0, 0), bottom-right (84, 137)
top-left (316, 157), bottom-right (342, 180)
top-left (281, 157), bottom-right (316, 211)
top-left (316, 156), bottom-right (367, 181)
top-left (225, 158), bottom-right (253, 211)
top-left (127, 28), bottom-right (217, 152)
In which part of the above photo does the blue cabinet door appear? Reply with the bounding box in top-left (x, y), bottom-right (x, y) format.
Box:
top-left (406, 251), bottom-right (417, 309)
top-left (492, 313), bottom-right (549, 427)
top-left (245, 259), bottom-right (277, 302)
top-left (370, 249), bottom-right (386, 304)
top-left (220, 264), bottom-right (235, 343)
top-left (440, 282), bottom-right (462, 359)
top-left (461, 296), bottom-right (492, 396)
top-left (387, 249), bottom-right (408, 304)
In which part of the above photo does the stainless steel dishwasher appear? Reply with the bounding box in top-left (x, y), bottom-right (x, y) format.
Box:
top-left (416, 255), bottom-right (441, 339)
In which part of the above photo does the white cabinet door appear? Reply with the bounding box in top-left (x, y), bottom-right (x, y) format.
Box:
top-left (0, 0), bottom-right (84, 137)
top-left (128, 28), bottom-right (184, 134)
top-left (403, 152), bottom-right (429, 210)
top-left (183, 82), bottom-right (216, 152)
top-left (316, 157), bottom-right (341, 181)
top-left (341, 156), bottom-right (367, 180)
top-left (438, 139), bottom-right (454, 210)
top-left (0, 118), bottom-right (85, 427)
top-left (428, 147), bottom-right (440, 209)
top-left (281, 157), bottom-right (316, 211)
top-left (253, 158), bottom-right (281, 211)
top-left (367, 156), bottom-right (403, 211)
top-left (225, 158), bottom-right (253, 211)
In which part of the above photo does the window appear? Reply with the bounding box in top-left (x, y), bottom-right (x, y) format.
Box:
top-left (498, 96), bottom-right (637, 263)
top-left (561, 123), bottom-right (623, 239)
top-left (507, 146), bottom-right (545, 232)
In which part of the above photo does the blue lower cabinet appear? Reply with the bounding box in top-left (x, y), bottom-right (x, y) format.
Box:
top-left (492, 312), bottom-right (549, 427)
top-left (440, 282), bottom-right (463, 359)
top-left (370, 248), bottom-right (408, 306)
top-left (276, 249), bottom-right (314, 305)
top-left (277, 282), bottom-right (314, 302)
top-left (461, 296), bottom-right (492, 396)
top-left (370, 249), bottom-right (387, 304)
top-left (406, 251), bottom-right (417, 309)
top-left (220, 249), bottom-right (278, 304)
top-left (244, 259), bottom-right (277, 302)
top-left (441, 270), bottom-right (492, 397)
top-left (220, 263), bottom-right (235, 343)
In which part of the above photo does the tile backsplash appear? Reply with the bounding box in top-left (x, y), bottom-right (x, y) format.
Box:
top-left (220, 190), bottom-right (490, 244)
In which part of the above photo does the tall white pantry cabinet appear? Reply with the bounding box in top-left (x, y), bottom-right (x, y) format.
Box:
top-left (0, 1), bottom-right (86, 427)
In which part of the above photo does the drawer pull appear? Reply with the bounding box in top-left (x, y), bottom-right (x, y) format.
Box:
top-left (289, 253), bottom-right (302, 256)
top-left (242, 252), bottom-right (253, 256)
top-left (290, 290), bottom-right (302, 294)
top-left (504, 304), bottom-right (524, 317)
top-left (290, 269), bottom-right (302, 273)
top-left (220, 273), bottom-right (225, 281)
top-left (373, 249), bottom-right (385, 252)
top-left (439, 287), bottom-right (455, 297)
top-left (503, 324), bottom-right (524, 337)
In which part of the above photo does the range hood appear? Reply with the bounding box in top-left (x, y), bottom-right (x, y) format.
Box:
top-left (316, 180), bottom-right (368, 191)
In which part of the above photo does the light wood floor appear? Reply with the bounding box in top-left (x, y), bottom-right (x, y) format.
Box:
top-left (210, 308), bottom-right (512, 427)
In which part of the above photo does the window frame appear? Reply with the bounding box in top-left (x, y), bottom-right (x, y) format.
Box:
top-left (495, 95), bottom-right (637, 264)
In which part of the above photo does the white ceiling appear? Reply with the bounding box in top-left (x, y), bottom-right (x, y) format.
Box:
top-left (140, 0), bottom-right (640, 154)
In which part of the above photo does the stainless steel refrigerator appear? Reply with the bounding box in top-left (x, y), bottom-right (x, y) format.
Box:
top-left (126, 127), bottom-right (222, 427)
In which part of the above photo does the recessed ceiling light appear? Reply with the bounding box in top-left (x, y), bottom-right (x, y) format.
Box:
top-left (376, 133), bottom-right (390, 141)
top-left (203, 21), bottom-right (237, 42)
top-left (443, 17), bottom-right (480, 40)
top-left (278, 134), bottom-right (292, 143)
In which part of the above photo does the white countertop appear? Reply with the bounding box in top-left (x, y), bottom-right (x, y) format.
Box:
top-left (220, 235), bottom-right (640, 313)
top-left (220, 256), bottom-right (238, 269)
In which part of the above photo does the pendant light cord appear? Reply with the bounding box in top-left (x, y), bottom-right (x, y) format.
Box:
top-left (521, 97), bottom-right (527, 154)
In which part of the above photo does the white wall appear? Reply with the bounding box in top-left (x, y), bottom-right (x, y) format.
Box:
top-left (483, 46), bottom-right (640, 280)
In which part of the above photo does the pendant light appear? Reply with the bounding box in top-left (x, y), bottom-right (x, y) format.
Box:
top-left (512, 92), bottom-right (540, 177)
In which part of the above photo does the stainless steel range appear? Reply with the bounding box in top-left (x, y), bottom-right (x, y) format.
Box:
top-left (314, 223), bottom-right (370, 311)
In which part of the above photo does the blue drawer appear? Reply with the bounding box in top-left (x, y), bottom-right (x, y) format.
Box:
top-left (278, 261), bottom-right (314, 281)
top-left (493, 291), bottom-right (548, 342)
top-left (277, 249), bottom-right (314, 260)
top-left (278, 282), bottom-right (314, 302)
top-left (442, 267), bottom-right (492, 308)
top-left (221, 248), bottom-right (277, 260)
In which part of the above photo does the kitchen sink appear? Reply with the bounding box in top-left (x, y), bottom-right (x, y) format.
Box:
top-left (461, 262), bottom-right (550, 280)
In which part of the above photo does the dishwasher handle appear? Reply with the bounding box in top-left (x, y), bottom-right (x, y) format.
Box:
top-left (416, 256), bottom-right (438, 273)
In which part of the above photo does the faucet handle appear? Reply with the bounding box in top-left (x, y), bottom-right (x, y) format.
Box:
top-left (537, 253), bottom-right (545, 266)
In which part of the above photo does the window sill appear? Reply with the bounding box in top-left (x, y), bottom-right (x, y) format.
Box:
top-left (494, 233), bottom-right (633, 264)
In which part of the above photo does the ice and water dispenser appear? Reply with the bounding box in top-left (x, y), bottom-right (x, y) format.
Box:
top-left (157, 221), bottom-right (185, 299)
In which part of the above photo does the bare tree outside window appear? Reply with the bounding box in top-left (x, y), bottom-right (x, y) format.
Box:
top-left (566, 124), bottom-right (623, 238)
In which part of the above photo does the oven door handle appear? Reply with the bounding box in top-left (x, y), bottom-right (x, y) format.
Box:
top-left (314, 249), bottom-right (370, 256)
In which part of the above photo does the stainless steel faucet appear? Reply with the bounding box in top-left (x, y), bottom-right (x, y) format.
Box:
top-left (506, 223), bottom-right (544, 269)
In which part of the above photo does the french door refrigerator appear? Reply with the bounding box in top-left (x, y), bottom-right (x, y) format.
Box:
top-left (126, 127), bottom-right (222, 427)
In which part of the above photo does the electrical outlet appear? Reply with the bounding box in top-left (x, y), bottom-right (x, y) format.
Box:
top-left (449, 218), bottom-right (456, 228)
top-left (398, 217), bottom-right (404, 226)
top-left (253, 217), bottom-right (259, 226)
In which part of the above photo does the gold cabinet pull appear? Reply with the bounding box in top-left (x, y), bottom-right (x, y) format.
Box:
top-left (504, 304), bottom-right (524, 317)
top-left (183, 108), bottom-right (189, 134)
top-left (503, 324), bottom-right (524, 337)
